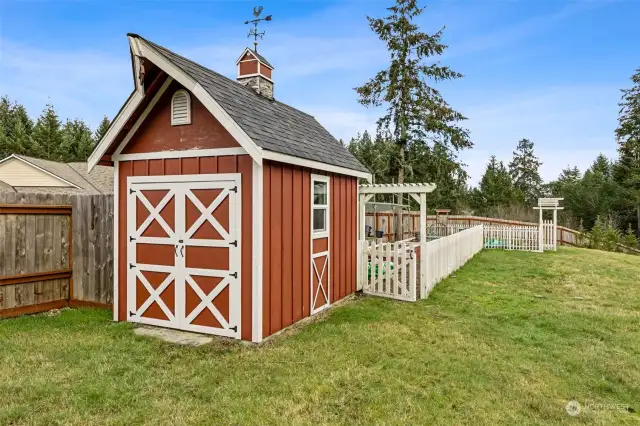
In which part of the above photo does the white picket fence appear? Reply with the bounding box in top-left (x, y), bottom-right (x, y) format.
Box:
top-left (361, 240), bottom-right (417, 302)
top-left (483, 220), bottom-right (555, 252)
top-left (422, 225), bottom-right (484, 297)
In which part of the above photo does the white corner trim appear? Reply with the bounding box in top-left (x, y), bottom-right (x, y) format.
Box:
top-left (88, 91), bottom-right (144, 171)
top-left (114, 77), bottom-right (174, 156)
top-left (263, 151), bottom-right (372, 180)
top-left (0, 155), bottom-right (81, 189)
top-left (114, 147), bottom-right (247, 162)
top-left (252, 161), bottom-right (263, 343)
top-left (113, 160), bottom-right (119, 321)
top-left (136, 39), bottom-right (263, 166)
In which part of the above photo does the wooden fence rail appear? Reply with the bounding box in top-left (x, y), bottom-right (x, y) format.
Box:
top-left (0, 193), bottom-right (113, 318)
top-left (365, 212), bottom-right (584, 246)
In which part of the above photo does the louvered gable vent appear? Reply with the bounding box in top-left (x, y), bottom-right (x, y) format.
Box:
top-left (171, 90), bottom-right (191, 125)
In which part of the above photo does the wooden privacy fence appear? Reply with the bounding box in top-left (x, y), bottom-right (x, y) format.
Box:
top-left (422, 225), bottom-right (484, 297)
top-left (366, 212), bottom-right (581, 246)
top-left (361, 240), bottom-right (417, 302)
top-left (0, 193), bottom-right (113, 318)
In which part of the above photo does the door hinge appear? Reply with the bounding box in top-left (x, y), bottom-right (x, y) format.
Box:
top-left (229, 325), bottom-right (238, 332)
top-left (129, 311), bottom-right (136, 317)
top-left (229, 272), bottom-right (238, 279)
top-left (129, 188), bottom-right (136, 194)
top-left (129, 236), bottom-right (136, 242)
top-left (230, 240), bottom-right (238, 247)
top-left (129, 263), bottom-right (136, 269)
top-left (230, 186), bottom-right (238, 193)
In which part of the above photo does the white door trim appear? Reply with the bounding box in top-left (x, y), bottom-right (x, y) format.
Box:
top-left (310, 173), bottom-right (331, 315)
top-left (126, 173), bottom-right (242, 339)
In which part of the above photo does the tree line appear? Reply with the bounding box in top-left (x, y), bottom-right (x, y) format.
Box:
top-left (0, 96), bottom-right (110, 163)
top-left (348, 0), bottom-right (640, 245)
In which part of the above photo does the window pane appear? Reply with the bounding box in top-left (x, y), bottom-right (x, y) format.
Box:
top-left (313, 182), bottom-right (327, 205)
top-left (313, 208), bottom-right (326, 232)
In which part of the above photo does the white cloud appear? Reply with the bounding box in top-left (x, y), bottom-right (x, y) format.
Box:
top-left (0, 38), bottom-right (130, 128)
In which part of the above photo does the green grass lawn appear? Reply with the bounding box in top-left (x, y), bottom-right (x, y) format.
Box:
top-left (1, 248), bottom-right (639, 425)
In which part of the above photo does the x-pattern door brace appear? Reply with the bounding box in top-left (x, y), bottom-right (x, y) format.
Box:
top-left (184, 189), bottom-right (230, 241)
top-left (135, 189), bottom-right (176, 239)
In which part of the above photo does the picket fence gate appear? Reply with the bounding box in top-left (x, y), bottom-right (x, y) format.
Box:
top-left (361, 240), bottom-right (417, 302)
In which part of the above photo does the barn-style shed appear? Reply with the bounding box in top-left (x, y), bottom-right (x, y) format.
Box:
top-left (89, 34), bottom-right (370, 343)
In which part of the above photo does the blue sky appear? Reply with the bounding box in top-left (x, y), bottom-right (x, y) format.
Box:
top-left (1, 0), bottom-right (638, 184)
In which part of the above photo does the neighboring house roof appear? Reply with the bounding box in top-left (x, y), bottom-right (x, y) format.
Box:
top-left (0, 180), bottom-right (16, 193)
top-left (0, 155), bottom-right (113, 194)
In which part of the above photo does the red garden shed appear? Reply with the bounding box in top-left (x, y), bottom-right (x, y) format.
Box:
top-left (88, 34), bottom-right (371, 343)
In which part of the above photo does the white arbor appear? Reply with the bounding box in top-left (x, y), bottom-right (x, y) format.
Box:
top-left (357, 183), bottom-right (436, 294)
top-left (533, 198), bottom-right (564, 251)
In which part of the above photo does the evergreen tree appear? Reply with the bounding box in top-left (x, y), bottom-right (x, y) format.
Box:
top-left (508, 138), bottom-right (542, 206)
top-left (31, 104), bottom-right (63, 160)
top-left (59, 119), bottom-right (95, 162)
top-left (7, 114), bottom-right (33, 156)
top-left (475, 156), bottom-right (514, 208)
top-left (614, 67), bottom-right (640, 236)
top-left (94, 115), bottom-right (111, 143)
top-left (348, 130), bottom-right (395, 183)
top-left (355, 0), bottom-right (471, 186)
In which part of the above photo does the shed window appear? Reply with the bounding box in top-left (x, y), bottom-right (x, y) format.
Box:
top-left (311, 175), bottom-right (330, 238)
top-left (171, 90), bottom-right (191, 125)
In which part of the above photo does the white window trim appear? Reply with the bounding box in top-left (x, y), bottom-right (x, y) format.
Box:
top-left (311, 174), bottom-right (330, 240)
top-left (171, 89), bottom-right (191, 126)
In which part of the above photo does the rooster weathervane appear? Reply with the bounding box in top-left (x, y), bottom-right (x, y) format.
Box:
top-left (244, 6), bottom-right (272, 52)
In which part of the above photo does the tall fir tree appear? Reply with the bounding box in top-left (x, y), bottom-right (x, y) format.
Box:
top-left (614, 67), bottom-right (640, 235)
top-left (31, 104), bottom-right (63, 161)
top-left (59, 119), bottom-right (95, 162)
top-left (355, 0), bottom-right (471, 186)
top-left (508, 138), bottom-right (542, 206)
top-left (94, 115), bottom-right (111, 143)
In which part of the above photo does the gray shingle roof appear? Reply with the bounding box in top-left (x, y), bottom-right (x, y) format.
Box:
top-left (249, 49), bottom-right (273, 69)
top-left (14, 155), bottom-right (113, 194)
top-left (137, 36), bottom-right (368, 174)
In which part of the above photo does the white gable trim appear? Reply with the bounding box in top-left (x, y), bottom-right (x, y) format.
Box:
top-left (88, 90), bottom-right (144, 171)
top-left (113, 77), bottom-right (173, 156)
top-left (0, 155), bottom-right (81, 189)
top-left (262, 151), bottom-right (372, 180)
top-left (135, 37), bottom-right (263, 166)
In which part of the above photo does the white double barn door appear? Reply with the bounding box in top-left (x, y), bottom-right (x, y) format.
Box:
top-left (126, 174), bottom-right (241, 339)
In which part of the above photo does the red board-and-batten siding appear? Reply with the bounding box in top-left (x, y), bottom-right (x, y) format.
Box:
top-left (114, 80), bottom-right (357, 341)
top-left (262, 162), bottom-right (357, 339)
